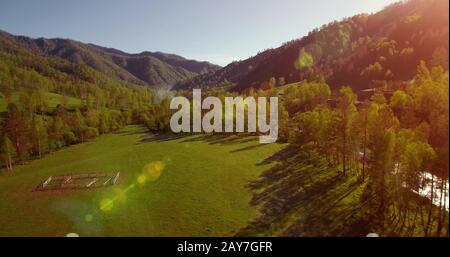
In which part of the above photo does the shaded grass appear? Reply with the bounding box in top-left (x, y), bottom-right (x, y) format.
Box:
top-left (237, 149), bottom-right (372, 237)
top-left (237, 148), bottom-right (449, 237)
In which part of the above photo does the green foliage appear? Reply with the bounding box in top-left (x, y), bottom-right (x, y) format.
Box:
top-left (0, 32), bottom-right (180, 168)
top-left (360, 62), bottom-right (383, 78)
top-left (294, 48), bottom-right (314, 70)
top-left (282, 61), bottom-right (448, 236)
top-left (0, 134), bottom-right (15, 170)
top-left (283, 81), bottom-right (331, 113)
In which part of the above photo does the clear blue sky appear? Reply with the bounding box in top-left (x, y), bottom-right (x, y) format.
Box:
top-left (0, 0), bottom-right (399, 66)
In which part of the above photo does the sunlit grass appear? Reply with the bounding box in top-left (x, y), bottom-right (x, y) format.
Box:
top-left (0, 125), bottom-right (284, 236)
top-left (0, 92), bottom-right (84, 113)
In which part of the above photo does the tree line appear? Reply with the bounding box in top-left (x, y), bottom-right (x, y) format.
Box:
top-left (271, 61), bottom-right (448, 236)
top-left (0, 42), bottom-right (164, 169)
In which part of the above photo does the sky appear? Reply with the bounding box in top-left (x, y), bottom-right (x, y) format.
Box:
top-left (0, 0), bottom-right (400, 66)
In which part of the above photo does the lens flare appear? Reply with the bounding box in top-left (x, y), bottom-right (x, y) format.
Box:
top-left (84, 214), bottom-right (93, 222)
top-left (142, 161), bottom-right (165, 181)
top-left (137, 175), bottom-right (147, 184)
top-left (112, 188), bottom-right (128, 203)
top-left (96, 184), bottom-right (136, 214)
top-left (99, 198), bottom-right (114, 212)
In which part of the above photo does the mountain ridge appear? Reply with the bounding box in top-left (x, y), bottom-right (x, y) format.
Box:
top-left (0, 30), bottom-right (221, 88)
top-left (174, 0), bottom-right (449, 92)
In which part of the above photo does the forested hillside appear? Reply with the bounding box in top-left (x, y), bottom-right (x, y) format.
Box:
top-left (174, 0), bottom-right (448, 93)
top-left (0, 30), bottom-right (220, 88)
top-left (0, 30), bottom-right (174, 168)
top-left (235, 61), bottom-right (449, 236)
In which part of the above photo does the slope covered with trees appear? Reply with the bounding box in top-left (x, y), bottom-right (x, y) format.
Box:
top-left (0, 30), bottom-right (221, 88)
top-left (226, 61), bottom-right (448, 236)
top-left (174, 0), bottom-right (448, 93)
top-left (0, 30), bottom-right (175, 169)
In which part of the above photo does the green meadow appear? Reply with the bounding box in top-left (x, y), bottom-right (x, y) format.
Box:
top-left (0, 92), bottom-right (84, 113)
top-left (0, 125), bottom-right (285, 236)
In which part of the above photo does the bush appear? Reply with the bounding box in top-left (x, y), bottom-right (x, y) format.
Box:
top-left (85, 127), bottom-right (99, 140)
top-left (63, 131), bottom-right (77, 145)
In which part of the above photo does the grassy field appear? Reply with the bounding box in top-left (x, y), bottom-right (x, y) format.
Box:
top-left (0, 125), bottom-right (285, 236)
top-left (0, 92), bottom-right (84, 113)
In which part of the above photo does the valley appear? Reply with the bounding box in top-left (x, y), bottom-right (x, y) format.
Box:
top-left (0, 0), bottom-right (448, 237)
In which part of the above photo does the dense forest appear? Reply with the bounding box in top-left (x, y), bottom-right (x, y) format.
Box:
top-left (0, 0), bottom-right (448, 236)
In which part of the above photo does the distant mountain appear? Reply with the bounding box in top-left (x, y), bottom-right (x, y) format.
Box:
top-left (174, 0), bottom-right (449, 92)
top-left (0, 31), bottom-right (221, 88)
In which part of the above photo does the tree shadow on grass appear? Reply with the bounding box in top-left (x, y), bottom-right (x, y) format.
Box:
top-left (180, 133), bottom-right (259, 146)
top-left (230, 144), bottom-right (266, 153)
top-left (138, 130), bottom-right (261, 147)
top-left (236, 148), bottom-right (371, 236)
top-left (139, 132), bottom-right (187, 143)
top-left (114, 126), bottom-right (148, 136)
